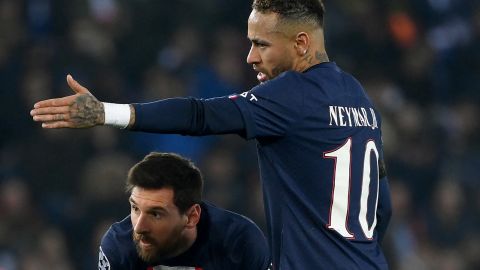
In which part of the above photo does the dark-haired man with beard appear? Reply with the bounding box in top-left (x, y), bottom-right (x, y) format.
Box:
top-left (98, 152), bottom-right (270, 270)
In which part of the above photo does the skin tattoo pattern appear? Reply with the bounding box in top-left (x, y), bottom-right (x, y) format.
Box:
top-left (71, 94), bottom-right (104, 127)
top-left (304, 53), bottom-right (314, 64)
top-left (315, 51), bottom-right (329, 63)
top-left (303, 51), bottom-right (329, 66)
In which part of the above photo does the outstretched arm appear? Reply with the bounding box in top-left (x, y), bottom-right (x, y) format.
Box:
top-left (31, 75), bottom-right (247, 136)
top-left (31, 75), bottom-right (134, 129)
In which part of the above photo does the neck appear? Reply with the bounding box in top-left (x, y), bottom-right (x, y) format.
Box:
top-left (296, 28), bottom-right (329, 72)
top-left (297, 49), bottom-right (329, 72)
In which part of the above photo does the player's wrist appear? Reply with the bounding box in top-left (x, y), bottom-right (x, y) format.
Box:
top-left (102, 102), bottom-right (131, 129)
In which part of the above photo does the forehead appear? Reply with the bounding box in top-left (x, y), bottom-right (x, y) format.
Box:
top-left (247, 10), bottom-right (281, 38)
top-left (130, 187), bottom-right (175, 208)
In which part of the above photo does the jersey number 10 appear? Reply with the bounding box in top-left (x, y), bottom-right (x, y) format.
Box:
top-left (324, 138), bottom-right (379, 240)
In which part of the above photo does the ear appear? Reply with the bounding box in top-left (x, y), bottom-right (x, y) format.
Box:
top-left (184, 204), bottom-right (201, 229)
top-left (294, 32), bottom-right (310, 56)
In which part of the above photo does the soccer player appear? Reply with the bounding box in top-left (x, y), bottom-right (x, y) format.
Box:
top-left (98, 152), bottom-right (271, 270)
top-left (32, 1), bottom-right (392, 269)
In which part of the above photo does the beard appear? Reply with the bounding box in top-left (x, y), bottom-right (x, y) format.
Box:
top-left (132, 225), bottom-right (186, 264)
top-left (262, 61), bottom-right (293, 83)
top-left (271, 67), bottom-right (285, 79)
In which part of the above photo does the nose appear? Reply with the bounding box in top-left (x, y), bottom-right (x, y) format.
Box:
top-left (133, 213), bottom-right (149, 234)
top-left (246, 45), bottom-right (260, 65)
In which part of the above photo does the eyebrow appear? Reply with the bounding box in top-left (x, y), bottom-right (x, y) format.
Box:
top-left (129, 197), bottom-right (169, 213)
top-left (249, 37), bottom-right (271, 45)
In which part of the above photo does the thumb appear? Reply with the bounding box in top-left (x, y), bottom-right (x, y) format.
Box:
top-left (66, 74), bottom-right (91, 94)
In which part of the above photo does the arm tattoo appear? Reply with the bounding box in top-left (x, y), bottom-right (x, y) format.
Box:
top-left (70, 94), bottom-right (104, 128)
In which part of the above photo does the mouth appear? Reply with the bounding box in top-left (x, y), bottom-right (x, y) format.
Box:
top-left (139, 239), bottom-right (154, 249)
top-left (135, 234), bottom-right (155, 249)
top-left (256, 71), bottom-right (268, 83)
top-left (253, 65), bottom-right (268, 83)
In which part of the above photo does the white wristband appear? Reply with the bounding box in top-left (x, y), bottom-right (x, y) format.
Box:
top-left (103, 102), bottom-right (131, 129)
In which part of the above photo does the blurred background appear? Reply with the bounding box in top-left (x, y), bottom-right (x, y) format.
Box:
top-left (1, 0), bottom-right (479, 269)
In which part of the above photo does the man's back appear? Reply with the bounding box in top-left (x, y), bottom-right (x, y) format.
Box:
top-left (231, 62), bottom-right (388, 269)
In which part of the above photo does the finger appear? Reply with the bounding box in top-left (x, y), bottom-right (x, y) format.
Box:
top-left (34, 95), bottom-right (77, 108)
top-left (32, 114), bottom-right (70, 122)
top-left (66, 74), bottom-right (91, 95)
top-left (30, 106), bottom-right (70, 116)
top-left (42, 121), bottom-right (73, 129)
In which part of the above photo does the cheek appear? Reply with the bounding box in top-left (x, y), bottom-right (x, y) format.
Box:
top-left (130, 215), bottom-right (138, 227)
top-left (151, 219), bottom-right (184, 241)
top-left (271, 58), bottom-right (294, 77)
top-left (263, 49), bottom-right (294, 75)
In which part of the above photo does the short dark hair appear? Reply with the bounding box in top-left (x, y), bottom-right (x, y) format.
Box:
top-left (252, 0), bottom-right (325, 27)
top-left (126, 152), bottom-right (203, 214)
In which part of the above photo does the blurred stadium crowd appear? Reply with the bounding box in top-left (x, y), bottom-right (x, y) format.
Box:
top-left (0, 0), bottom-right (479, 269)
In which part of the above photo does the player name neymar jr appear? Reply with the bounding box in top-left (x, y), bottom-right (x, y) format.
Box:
top-left (329, 105), bottom-right (378, 130)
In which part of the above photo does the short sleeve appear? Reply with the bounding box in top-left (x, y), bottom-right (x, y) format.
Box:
top-left (230, 71), bottom-right (305, 139)
top-left (99, 232), bottom-right (121, 270)
top-left (98, 246), bottom-right (113, 270)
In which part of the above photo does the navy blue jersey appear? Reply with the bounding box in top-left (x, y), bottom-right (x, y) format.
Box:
top-left (229, 62), bottom-right (389, 269)
top-left (98, 202), bottom-right (271, 270)
top-left (132, 62), bottom-right (391, 270)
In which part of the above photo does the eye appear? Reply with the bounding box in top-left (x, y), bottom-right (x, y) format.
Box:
top-left (252, 40), bottom-right (267, 49)
top-left (151, 211), bottom-right (164, 220)
top-left (131, 205), bottom-right (139, 213)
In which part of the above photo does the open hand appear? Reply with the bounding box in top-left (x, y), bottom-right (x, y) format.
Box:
top-left (30, 75), bottom-right (105, 128)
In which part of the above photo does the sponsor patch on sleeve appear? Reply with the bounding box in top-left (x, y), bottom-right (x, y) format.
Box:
top-left (98, 247), bottom-right (111, 270)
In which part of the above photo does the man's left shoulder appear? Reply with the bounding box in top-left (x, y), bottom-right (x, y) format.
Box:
top-left (203, 203), bottom-right (262, 235)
